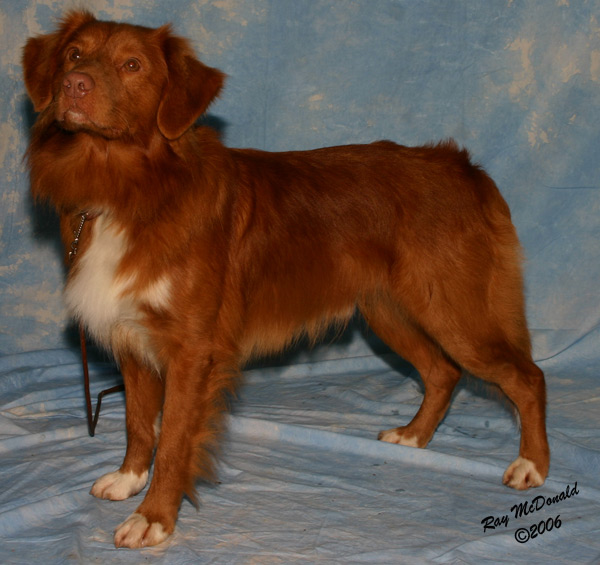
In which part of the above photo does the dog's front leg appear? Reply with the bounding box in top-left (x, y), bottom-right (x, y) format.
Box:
top-left (91, 356), bottom-right (164, 501)
top-left (113, 353), bottom-right (235, 548)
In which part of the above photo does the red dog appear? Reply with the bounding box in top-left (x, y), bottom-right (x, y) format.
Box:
top-left (23, 11), bottom-right (549, 548)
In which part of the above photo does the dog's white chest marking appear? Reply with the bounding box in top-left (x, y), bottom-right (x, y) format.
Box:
top-left (64, 216), bottom-right (171, 368)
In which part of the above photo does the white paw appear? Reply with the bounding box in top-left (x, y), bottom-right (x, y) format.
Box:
top-left (114, 512), bottom-right (170, 548)
top-left (90, 469), bottom-right (148, 500)
top-left (378, 428), bottom-right (420, 447)
top-left (503, 456), bottom-right (544, 490)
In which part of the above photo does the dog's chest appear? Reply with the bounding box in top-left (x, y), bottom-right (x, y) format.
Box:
top-left (64, 216), bottom-right (171, 366)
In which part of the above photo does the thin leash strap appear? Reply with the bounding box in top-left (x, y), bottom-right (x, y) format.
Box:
top-left (69, 213), bottom-right (124, 437)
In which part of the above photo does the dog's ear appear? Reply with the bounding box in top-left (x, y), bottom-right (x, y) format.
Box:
top-left (157, 33), bottom-right (225, 140)
top-left (23, 10), bottom-right (96, 112)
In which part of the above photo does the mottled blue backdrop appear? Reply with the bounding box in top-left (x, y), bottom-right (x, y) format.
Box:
top-left (2, 1), bottom-right (599, 368)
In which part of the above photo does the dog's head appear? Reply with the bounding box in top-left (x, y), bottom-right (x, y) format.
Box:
top-left (23, 10), bottom-right (225, 140)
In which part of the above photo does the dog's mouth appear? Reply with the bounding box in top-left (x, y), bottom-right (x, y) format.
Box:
top-left (59, 104), bottom-right (123, 139)
top-left (62, 105), bottom-right (89, 125)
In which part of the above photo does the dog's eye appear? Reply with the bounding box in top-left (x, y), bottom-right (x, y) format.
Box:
top-left (67, 47), bottom-right (81, 62)
top-left (124, 58), bottom-right (141, 72)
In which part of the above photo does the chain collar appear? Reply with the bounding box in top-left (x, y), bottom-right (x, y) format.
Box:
top-left (68, 213), bottom-right (90, 262)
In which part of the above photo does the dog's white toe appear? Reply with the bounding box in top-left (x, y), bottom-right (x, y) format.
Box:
top-left (378, 428), bottom-right (421, 447)
top-left (114, 512), bottom-right (170, 548)
top-left (503, 456), bottom-right (544, 490)
top-left (90, 469), bottom-right (148, 500)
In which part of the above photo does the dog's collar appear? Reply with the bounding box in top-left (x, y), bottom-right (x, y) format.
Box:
top-left (68, 211), bottom-right (98, 261)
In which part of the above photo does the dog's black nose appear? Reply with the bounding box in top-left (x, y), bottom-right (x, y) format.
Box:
top-left (63, 71), bottom-right (95, 98)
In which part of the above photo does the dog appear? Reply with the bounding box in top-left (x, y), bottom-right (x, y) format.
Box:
top-left (23, 11), bottom-right (549, 548)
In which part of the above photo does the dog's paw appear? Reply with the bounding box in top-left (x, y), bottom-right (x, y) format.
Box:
top-left (90, 469), bottom-right (148, 501)
top-left (503, 456), bottom-right (545, 490)
top-left (114, 512), bottom-right (170, 548)
top-left (378, 427), bottom-right (422, 447)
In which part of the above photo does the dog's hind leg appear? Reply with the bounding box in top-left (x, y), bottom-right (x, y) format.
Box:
top-left (398, 260), bottom-right (549, 490)
top-left (360, 295), bottom-right (462, 449)
top-left (90, 356), bottom-right (164, 501)
top-left (439, 334), bottom-right (549, 490)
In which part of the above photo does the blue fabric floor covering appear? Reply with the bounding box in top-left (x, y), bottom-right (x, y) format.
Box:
top-left (1, 336), bottom-right (598, 563)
